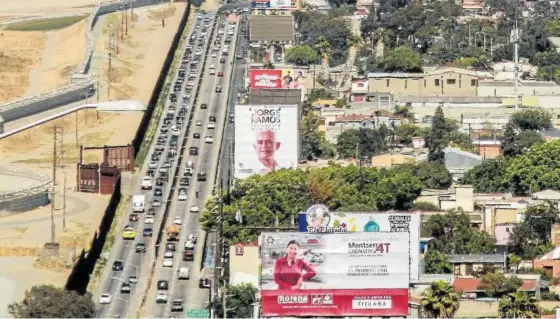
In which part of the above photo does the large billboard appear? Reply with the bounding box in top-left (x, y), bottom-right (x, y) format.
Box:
top-left (234, 104), bottom-right (298, 179)
top-left (298, 205), bottom-right (421, 283)
top-left (249, 69), bottom-right (308, 90)
top-left (260, 232), bottom-right (410, 317)
top-left (252, 0), bottom-right (296, 8)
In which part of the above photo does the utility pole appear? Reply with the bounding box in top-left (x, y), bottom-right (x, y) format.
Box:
top-left (50, 126), bottom-right (63, 244)
top-left (125, 3), bottom-right (128, 36)
top-left (108, 26), bottom-right (114, 101)
top-left (222, 286), bottom-right (228, 319)
top-left (75, 110), bottom-right (79, 148)
top-left (513, 7), bottom-right (520, 111)
top-left (63, 170), bottom-right (67, 230)
top-left (121, 7), bottom-right (125, 40)
top-left (161, 0), bottom-right (165, 28)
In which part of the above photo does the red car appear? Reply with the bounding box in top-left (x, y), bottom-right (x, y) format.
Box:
top-left (217, 71), bottom-right (224, 77)
top-left (129, 214), bottom-right (139, 222)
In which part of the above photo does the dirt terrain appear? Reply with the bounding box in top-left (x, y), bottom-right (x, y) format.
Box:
top-left (0, 2), bottom-right (187, 313)
top-left (0, 0), bottom-right (94, 23)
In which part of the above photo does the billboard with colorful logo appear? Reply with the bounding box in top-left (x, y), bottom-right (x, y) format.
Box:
top-left (297, 205), bottom-right (421, 283)
top-left (249, 69), bottom-right (308, 90)
top-left (234, 104), bottom-right (299, 179)
top-left (260, 232), bottom-right (410, 317)
top-left (252, 0), bottom-right (297, 8)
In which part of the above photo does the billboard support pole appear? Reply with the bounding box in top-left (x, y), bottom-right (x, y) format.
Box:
top-left (214, 178), bottom-right (224, 318)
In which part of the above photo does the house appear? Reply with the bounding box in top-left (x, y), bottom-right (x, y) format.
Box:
top-left (461, 0), bottom-right (484, 14)
top-left (480, 197), bottom-right (531, 234)
top-left (453, 277), bottom-right (537, 299)
top-left (472, 140), bottom-right (502, 159)
top-left (540, 129), bottom-right (560, 141)
top-left (366, 68), bottom-right (482, 98)
top-left (534, 246), bottom-right (560, 278)
top-left (417, 147), bottom-right (483, 180)
top-left (494, 223), bottom-right (516, 246)
top-left (371, 153), bottom-right (416, 168)
top-left (324, 113), bottom-right (404, 143)
top-left (448, 254), bottom-right (507, 276)
top-left (477, 79), bottom-right (560, 97)
top-left (312, 99), bottom-right (338, 109)
top-left (532, 189), bottom-right (560, 202)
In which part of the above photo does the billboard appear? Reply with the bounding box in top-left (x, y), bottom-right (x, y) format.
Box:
top-left (270, 0), bottom-right (294, 8)
top-left (252, 0), bottom-right (296, 8)
top-left (260, 232), bottom-right (410, 317)
top-left (249, 69), bottom-right (308, 90)
top-left (234, 104), bottom-right (298, 179)
top-left (229, 243), bottom-right (260, 287)
top-left (298, 205), bottom-right (421, 283)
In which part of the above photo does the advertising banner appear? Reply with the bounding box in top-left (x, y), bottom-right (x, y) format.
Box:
top-left (249, 69), bottom-right (308, 89)
top-left (234, 104), bottom-right (298, 179)
top-left (297, 205), bottom-right (421, 283)
top-left (260, 232), bottom-right (410, 317)
top-left (252, 0), bottom-right (271, 8)
top-left (270, 0), bottom-right (293, 8)
top-left (249, 69), bottom-right (282, 89)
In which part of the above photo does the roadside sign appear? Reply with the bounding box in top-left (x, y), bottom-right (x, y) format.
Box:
top-left (187, 308), bottom-right (210, 318)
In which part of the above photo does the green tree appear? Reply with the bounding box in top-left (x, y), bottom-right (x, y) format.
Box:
top-left (478, 272), bottom-right (522, 298)
top-left (284, 45), bottom-right (319, 65)
top-left (222, 284), bottom-right (258, 318)
top-left (423, 211), bottom-right (496, 254)
top-left (508, 202), bottom-right (560, 259)
top-left (8, 285), bottom-right (95, 318)
top-left (506, 140), bottom-right (560, 194)
top-left (498, 291), bottom-right (541, 318)
top-left (509, 253), bottom-right (522, 273)
top-left (393, 123), bottom-right (428, 146)
top-left (426, 107), bottom-right (447, 164)
top-left (510, 109), bottom-right (553, 131)
top-left (381, 46), bottom-right (423, 72)
top-left (200, 165), bottom-right (422, 243)
top-left (300, 112), bottom-right (332, 160)
top-left (397, 162), bottom-right (452, 189)
top-left (502, 122), bottom-right (521, 157)
top-left (420, 281), bottom-right (461, 318)
top-left (424, 250), bottom-right (452, 274)
top-left (463, 158), bottom-right (511, 193)
top-left (336, 128), bottom-right (387, 159)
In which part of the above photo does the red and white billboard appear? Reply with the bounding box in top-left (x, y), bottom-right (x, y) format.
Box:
top-left (249, 69), bottom-right (282, 89)
top-left (260, 232), bottom-right (410, 317)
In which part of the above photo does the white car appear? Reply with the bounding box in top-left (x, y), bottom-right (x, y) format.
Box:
top-left (188, 234), bottom-right (197, 243)
top-left (152, 199), bottom-right (161, 207)
top-left (141, 177), bottom-right (153, 190)
top-left (164, 250), bottom-right (174, 258)
top-left (190, 205), bottom-right (199, 213)
top-left (204, 136), bottom-right (213, 144)
top-left (178, 191), bottom-right (187, 201)
top-left (187, 80), bottom-right (195, 86)
top-left (149, 162), bottom-right (158, 169)
top-left (207, 122), bottom-right (215, 129)
top-left (99, 293), bottom-right (112, 304)
top-left (156, 291), bottom-right (168, 303)
top-left (173, 216), bottom-right (182, 225)
top-left (145, 216), bottom-right (155, 224)
top-left (172, 129), bottom-right (180, 136)
top-left (211, 52), bottom-right (217, 58)
top-left (163, 258), bottom-right (173, 267)
top-left (196, 120), bottom-right (202, 126)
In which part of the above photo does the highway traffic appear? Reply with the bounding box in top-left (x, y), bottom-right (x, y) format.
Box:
top-left (95, 10), bottom-right (217, 318)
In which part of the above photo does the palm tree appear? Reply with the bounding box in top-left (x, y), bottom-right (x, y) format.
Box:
top-left (498, 291), bottom-right (541, 318)
top-left (314, 36), bottom-right (332, 80)
top-left (420, 281), bottom-right (460, 318)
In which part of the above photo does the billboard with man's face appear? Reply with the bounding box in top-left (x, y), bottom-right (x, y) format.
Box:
top-left (234, 104), bottom-right (298, 179)
top-left (260, 232), bottom-right (410, 317)
top-left (298, 205), bottom-right (421, 283)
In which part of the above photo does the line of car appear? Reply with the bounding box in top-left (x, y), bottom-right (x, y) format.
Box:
top-left (98, 12), bottom-right (214, 311)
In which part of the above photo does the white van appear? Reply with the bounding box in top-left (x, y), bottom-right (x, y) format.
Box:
top-left (178, 267), bottom-right (190, 280)
top-left (187, 160), bottom-right (194, 169)
top-left (209, 64), bottom-right (216, 75)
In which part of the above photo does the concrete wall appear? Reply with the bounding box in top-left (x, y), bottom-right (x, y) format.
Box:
top-left (0, 192), bottom-right (49, 212)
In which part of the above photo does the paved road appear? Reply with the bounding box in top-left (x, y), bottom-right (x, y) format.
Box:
top-left (94, 11), bottom-right (215, 319)
top-left (144, 12), bottom-right (244, 318)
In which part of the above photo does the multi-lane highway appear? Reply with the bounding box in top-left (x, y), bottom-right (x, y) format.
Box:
top-left (143, 12), bottom-right (244, 319)
top-left (95, 10), bottom-right (217, 318)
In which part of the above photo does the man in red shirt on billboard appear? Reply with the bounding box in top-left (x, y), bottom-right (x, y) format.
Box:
top-left (273, 240), bottom-right (316, 290)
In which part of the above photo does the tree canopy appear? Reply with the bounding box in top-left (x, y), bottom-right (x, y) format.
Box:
top-left (396, 162), bottom-right (452, 190)
top-left (426, 107), bottom-right (448, 164)
top-left (423, 210), bottom-right (496, 255)
top-left (284, 45), bottom-right (319, 66)
top-left (424, 250), bottom-right (452, 274)
top-left (8, 285), bottom-right (95, 318)
top-left (510, 109), bottom-right (553, 131)
top-left (336, 128), bottom-right (388, 159)
top-left (200, 165), bottom-right (423, 243)
top-left (464, 140), bottom-right (560, 195)
top-left (508, 202), bottom-right (559, 259)
top-left (223, 284), bottom-right (258, 318)
top-left (420, 281), bottom-right (461, 318)
top-left (478, 272), bottom-right (522, 298)
top-left (381, 46), bottom-right (423, 72)
top-left (300, 112), bottom-right (333, 160)
top-left (498, 291), bottom-right (541, 319)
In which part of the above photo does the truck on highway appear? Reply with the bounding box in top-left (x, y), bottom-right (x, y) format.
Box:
top-left (167, 224), bottom-right (181, 241)
top-left (132, 195), bottom-right (146, 213)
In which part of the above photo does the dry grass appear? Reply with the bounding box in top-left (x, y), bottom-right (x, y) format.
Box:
top-left (5, 15), bottom-right (87, 31)
top-left (0, 31), bottom-right (45, 102)
top-left (102, 13), bottom-right (119, 35)
top-left (148, 5), bottom-right (177, 20)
